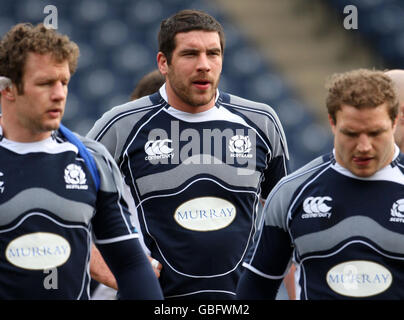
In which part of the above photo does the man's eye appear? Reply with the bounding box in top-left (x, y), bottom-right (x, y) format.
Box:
top-left (208, 51), bottom-right (221, 56)
top-left (344, 132), bottom-right (357, 137)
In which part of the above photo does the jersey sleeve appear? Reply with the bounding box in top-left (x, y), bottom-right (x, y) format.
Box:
top-left (260, 152), bottom-right (289, 200)
top-left (244, 155), bottom-right (329, 280)
top-left (240, 178), bottom-right (294, 298)
top-left (259, 105), bottom-right (289, 201)
top-left (86, 115), bottom-right (121, 163)
top-left (97, 237), bottom-right (163, 299)
top-left (83, 138), bottom-right (137, 244)
top-left (86, 99), bottom-right (150, 164)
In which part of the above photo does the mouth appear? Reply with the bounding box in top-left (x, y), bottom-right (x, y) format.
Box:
top-left (192, 79), bottom-right (211, 90)
top-left (353, 156), bottom-right (373, 166)
top-left (46, 108), bottom-right (63, 119)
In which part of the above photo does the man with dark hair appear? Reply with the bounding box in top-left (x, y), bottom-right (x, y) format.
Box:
top-left (130, 69), bottom-right (165, 101)
top-left (237, 69), bottom-right (404, 299)
top-left (88, 9), bottom-right (289, 299)
top-left (0, 23), bottom-right (163, 299)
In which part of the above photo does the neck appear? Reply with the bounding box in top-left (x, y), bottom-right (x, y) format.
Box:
top-left (0, 116), bottom-right (52, 142)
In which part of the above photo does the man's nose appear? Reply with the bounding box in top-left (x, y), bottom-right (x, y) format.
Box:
top-left (356, 134), bottom-right (372, 153)
top-left (196, 53), bottom-right (211, 72)
top-left (51, 81), bottom-right (67, 100)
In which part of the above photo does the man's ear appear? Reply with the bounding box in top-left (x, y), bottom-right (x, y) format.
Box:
top-left (157, 52), bottom-right (168, 76)
top-left (1, 85), bottom-right (16, 101)
top-left (392, 104), bottom-right (402, 130)
top-left (328, 113), bottom-right (336, 135)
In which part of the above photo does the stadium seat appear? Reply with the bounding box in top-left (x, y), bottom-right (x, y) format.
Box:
top-left (325, 0), bottom-right (404, 68)
top-left (0, 0), bottom-right (335, 170)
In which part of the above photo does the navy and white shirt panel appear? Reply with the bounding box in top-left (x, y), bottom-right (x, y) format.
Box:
top-left (82, 137), bottom-right (137, 243)
top-left (87, 85), bottom-right (289, 298)
top-left (0, 128), bottom-right (137, 299)
top-left (245, 147), bottom-right (404, 299)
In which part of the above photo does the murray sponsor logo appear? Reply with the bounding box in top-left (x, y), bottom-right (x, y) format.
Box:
top-left (6, 232), bottom-right (71, 270)
top-left (174, 197), bottom-right (236, 231)
top-left (326, 260), bottom-right (392, 297)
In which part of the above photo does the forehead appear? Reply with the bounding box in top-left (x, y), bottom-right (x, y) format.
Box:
top-left (24, 52), bottom-right (70, 78)
top-left (173, 30), bottom-right (221, 50)
top-left (336, 103), bottom-right (392, 129)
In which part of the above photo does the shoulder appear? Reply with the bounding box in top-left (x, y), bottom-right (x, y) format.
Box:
top-left (275, 153), bottom-right (333, 195)
top-left (287, 153), bottom-right (333, 180)
top-left (76, 134), bottom-right (113, 163)
top-left (71, 133), bottom-right (129, 194)
top-left (219, 91), bottom-right (288, 156)
top-left (106, 94), bottom-right (162, 118)
top-left (87, 93), bottom-right (165, 141)
top-left (219, 91), bottom-right (280, 119)
top-left (219, 91), bottom-right (284, 136)
top-left (264, 153), bottom-right (333, 229)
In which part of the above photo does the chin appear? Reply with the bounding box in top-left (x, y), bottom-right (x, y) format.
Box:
top-left (352, 169), bottom-right (376, 178)
top-left (193, 91), bottom-right (215, 105)
top-left (44, 120), bottom-right (61, 132)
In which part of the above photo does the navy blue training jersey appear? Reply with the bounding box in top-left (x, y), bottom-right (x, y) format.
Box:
top-left (87, 85), bottom-right (289, 299)
top-left (244, 147), bottom-right (404, 299)
top-left (0, 126), bottom-right (137, 299)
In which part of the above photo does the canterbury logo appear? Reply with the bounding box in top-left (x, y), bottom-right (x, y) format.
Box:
top-left (144, 139), bottom-right (174, 160)
top-left (390, 199), bottom-right (404, 223)
top-left (302, 196), bottom-right (332, 219)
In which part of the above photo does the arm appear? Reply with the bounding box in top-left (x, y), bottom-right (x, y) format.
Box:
top-left (97, 238), bottom-right (163, 300)
top-left (258, 198), bottom-right (295, 300)
top-left (239, 211), bottom-right (293, 300)
top-left (257, 109), bottom-right (292, 298)
top-left (90, 244), bottom-right (118, 290)
top-left (284, 264), bottom-right (296, 300)
top-left (90, 244), bottom-right (162, 290)
top-left (85, 139), bottom-right (163, 299)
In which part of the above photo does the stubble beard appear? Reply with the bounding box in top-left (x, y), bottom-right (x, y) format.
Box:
top-left (24, 113), bottom-right (63, 136)
top-left (168, 73), bottom-right (218, 109)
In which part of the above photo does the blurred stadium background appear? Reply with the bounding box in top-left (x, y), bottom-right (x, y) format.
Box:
top-left (1, 0), bottom-right (403, 171)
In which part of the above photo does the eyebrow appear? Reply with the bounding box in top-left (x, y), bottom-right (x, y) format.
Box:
top-left (340, 127), bottom-right (387, 135)
top-left (179, 46), bottom-right (222, 54)
top-left (35, 74), bottom-right (70, 82)
top-left (179, 48), bottom-right (198, 54)
top-left (207, 47), bottom-right (222, 54)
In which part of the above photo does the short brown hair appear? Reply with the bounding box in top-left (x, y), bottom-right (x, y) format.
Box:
top-left (130, 69), bottom-right (165, 100)
top-left (326, 69), bottom-right (398, 124)
top-left (158, 9), bottom-right (225, 64)
top-left (0, 23), bottom-right (79, 94)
